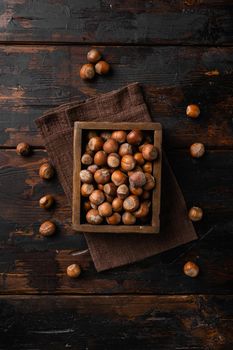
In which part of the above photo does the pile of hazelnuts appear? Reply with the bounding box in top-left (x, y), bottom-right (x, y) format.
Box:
top-left (80, 129), bottom-right (158, 226)
top-left (80, 49), bottom-right (110, 80)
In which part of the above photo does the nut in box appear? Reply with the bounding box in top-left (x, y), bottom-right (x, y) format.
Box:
top-left (72, 122), bottom-right (162, 234)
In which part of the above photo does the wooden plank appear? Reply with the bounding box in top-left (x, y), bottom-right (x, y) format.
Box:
top-left (0, 295), bottom-right (232, 349)
top-left (0, 45), bottom-right (232, 148)
top-left (0, 150), bottom-right (232, 294)
top-left (0, 1), bottom-right (232, 45)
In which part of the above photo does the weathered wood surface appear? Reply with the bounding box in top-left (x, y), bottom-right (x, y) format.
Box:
top-left (0, 149), bottom-right (232, 295)
top-left (0, 1), bottom-right (233, 45)
top-left (0, 45), bottom-right (232, 148)
top-left (0, 295), bottom-right (232, 350)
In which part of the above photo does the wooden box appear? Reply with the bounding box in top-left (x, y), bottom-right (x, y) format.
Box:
top-left (72, 122), bottom-right (162, 234)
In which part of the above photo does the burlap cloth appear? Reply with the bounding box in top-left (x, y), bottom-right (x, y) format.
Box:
top-left (36, 83), bottom-right (197, 271)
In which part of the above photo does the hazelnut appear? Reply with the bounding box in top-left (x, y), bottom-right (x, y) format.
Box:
top-left (183, 261), bottom-right (199, 278)
top-left (95, 60), bottom-right (110, 75)
top-left (81, 153), bottom-right (93, 165)
top-left (106, 212), bottom-right (121, 225)
top-left (103, 182), bottom-right (117, 196)
top-left (122, 212), bottom-right (136, 225)
top-left (142, 144), bottom-right (158, 161)
top-left (139, 142), bottom-right (149, 152)
top-left (87, 131), bottom-right (98, 140)
top-left (117, 184), bottom-right (129, 199)
top-left (79, 170), bottom-right (93, 184)
top-left (134, 152), bottom-right (145, 166)
top-left (190, 143), bottom-right (205, 158)
top-left (127, 130), bottom-right (143, 145)
top-left (118, 143), bottom-right (133, 157)
top-left (67, 264), bottom-right (81, 278)
top-left (39, 221), bottom-right (56, 236)
top-left (105, 194), bottom-right (114, 203)
top-left (188, 206), bottom-right (203, 222)
top-left (39, 194), bottom-right (54, 209)
top-left (134, 201), bottom-right (151, 218)
top-left (98, 202), bottom-right (112, 217)
top-left (94, 151), bottom-right (107, 166)
top-left (111, 170), bottom-right (128, 186)
top-left (39, 163), bottom-right (55, 180)
top-left (88, 136), bottom-right (104, 152)
top-left (80, 63), bottom-right (95, 80)
top-left (130, 186), bottom-right (143, 196)
top-left (186, 104), bottom-right (200, 118)
top-left (87, 49), bottom-right (101, 63)
top-left (143, 173), bottom-right (156, 191)
top-left (123, 195), bottom-right (140, 212)
top-left (112, 197), bottom-right (123, 212)
top-left (111, 130), bottom-right (127, 144)
top-left (142, 190), bottom-right (151, 200)
top-left (97, 184), bottom-right (104, 190)
top-left (87, 164), bottom-right (99, 174)
top-left (100, 131), bottom-right (112, 140)
top-left (121, 154), bottom-right (136, 172)
top-left (85, 145), bottom-right (94, 156)
top-left (94, 168), bottom-right (111, 184)
top-left (89, 189), bottom-right (105, 206)
top-left (143, 162), bottom-right (153, 174)
top-left (127, 166), bottom-right (143, 177)
top-left (103, 138), bottom-right (119, 154)
top-left (84, 200), bottom-right (92, 211)
top-left (91, 202), bottom-right (97, 209)
top-left (129, 171), bottom-right (146, 188)
top-left (86, 209), bottom-right (103, 224)
top-left (81, 183), bottom-right (94, 197)
top-left (107, 153), bottom-right (120, 168)
top-left (16, 142), bottom-right (30, 156)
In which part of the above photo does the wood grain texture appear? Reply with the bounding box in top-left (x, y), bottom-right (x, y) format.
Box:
top-left (0, 295), bottom-right (232, 349)
top-left (0, 0), bottom-right (232, 45)
top-left (0, 150), bottom-right (232, 294)
top-left (0, 45), bottom-right (232, 148)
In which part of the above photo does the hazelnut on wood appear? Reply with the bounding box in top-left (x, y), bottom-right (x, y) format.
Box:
top-left (67, 264), bottom-right (81, 278)
top-left (143, 173), bottom-right (156, 191)
top-left (94, 151), bottom-right (107, 166)
top-left (183, 261), bottom-right (199, 278)
top-left (134, 152), bottom-right (145, 166)
top-left (129, 171), bottom-right (146, 188)
top-left (122, 212), bottom-right (136, 225)
top-left (81, 183), bottom-right (94, 197)
top-left (106, 212), bottom-right (121, 225)
top-left (123, 195), bottom-right (140, 212)
top-left (86, 209), bottom-right (103, 224)
top-left (121, 154), bottom-right (136, 172)
top-left (87, 49), bottom-right (101, 63)
top-left (95, 60), bottom-right (110, 75)
top-left (98, 202), bottom-right (112, 217)
top-left (143, 162), bottom-right (153, 174)
top-left (88, 136), bottom-right (104, 152)
top-left (39, 194), bottom-right (54, 209)
top-left (111, 170), bottom-right (128, 186)
top-left (142, 144), bottom-right (158, 161)
top-left (39, 163), bottom-right (55, 180)
top-left (111, 130), bottom-right (127, 144)
top-left (16, 142), bottom-right (31, 156)
top-left (119, 143), bottom-right (133, 157)
top-left (94, 168), bottom-right (111, 184)
top-left (103, 182), bottom-right (117, 196)
top-left (127, 130), bottom-right (143, 145)
top-left (117, 184), bottom-right (129, 199)
top-left (80, 170), bottom-right (93, 184)
top-left (103, 138), bottom-right (119, 154)
top-left (39, 221), bottom-right (56, 237)
top-left (89, 189), bottom-right (105, 206)
top-left (190, 143), bottom-right (205, 158)
top-left (186, 104), bottom-right (200, 118)
top-left (188, 206), bottom-right (203, 221)
top-left (80, 63), bottom-right (95, 80)
top-left (107, 153), bottom-right (120, 168)
top-left (81, 153), bottom-right (93, 165)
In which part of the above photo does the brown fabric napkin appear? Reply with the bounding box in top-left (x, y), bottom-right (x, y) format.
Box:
top-left (36, 83), bottom-right (197, 272)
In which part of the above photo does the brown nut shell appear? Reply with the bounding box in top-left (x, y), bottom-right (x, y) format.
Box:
top-left (80, 170), bottom-right (93, 184)
top-left (98, 202), bottom-right (112, 217)
top-left (134, 201), bottom-right (151, 218)
top-left (143, 162), bottom-right (153, 174)
top-left (122, 212), bottom-right (136, 225)
top-left (129, 171), bottom-right (146, 188)
top-left (88, 136), bottom-right (104, 152)
top-left (39, 163), bottom-right (55, 180)
top-left (86, 209), bottom-right (103, 224)
top-left (106, 212), bottom-right (121, 225)
top-left (87, 49), bottom-right (101, 63)
top-left (87, 164), bottom-right (99, 174)
top-left (81, 183), bottom-right (94, 197)
top-left (112, 197), bottom-right (123, 212)
top-left (94, 150), bottom-right (107, 166)
top-left (123, 195), bottom-right (140, 212)
top-left (127, 130), bottom-right (143, 145)
top-left (188, 206), bottom-right (203, 221)
top-left (121, 154), bottom-right (136, 172)
top-left (143, 173), bottom-right (156, 191)
top-left (39, 194), bottom-right (54, 209)
top-left (111, 170), bottom-right (128, 186)
top-left (67, 264), bottom-right (81, 278)
top-left (118, 143), bottom-right (133, 157)
top-left (142, 144), bottom-right (158, 161)
top-left (129, 186), bottom-right (143, 196)
top-left (81, 153), bottom-right (93, 165)
top-left (94, 168), bottom-right (111, 184)
top-left (183, 261), bottom-right (199, 277)
top-left (111, 130), bottom-right (127, 144)
top-left (39, 221), bottom-right (56, 236)
top-left (186, 104), bottom-right (200, 118)
top-left (107, 153), bottom-right (120, 168)
top-left (190, 143), bottom-right (205, 158)
top-left (89, 189), bottom-right (105, 206)
top-left (134, 152), bottom-right (145, 165)
top-left (16, 142), bottom-right (31, 156)
top-left (117, 184), bottom-right (129, 199)
top-left (103, 182), bottom-right (117, 196)
top-left (80, 63), bottom-right (95, 80)
top-left (95, 60), bottom-right (110, 75)
top-left (103, 138), bottom-right (119, 154)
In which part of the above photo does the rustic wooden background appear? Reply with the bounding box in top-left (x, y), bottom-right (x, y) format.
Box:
top-left (0, 1), bottom-right (233, 349)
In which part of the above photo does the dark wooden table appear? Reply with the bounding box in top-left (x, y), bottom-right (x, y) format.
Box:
top-left (0, 1), bottom-right (233, 349)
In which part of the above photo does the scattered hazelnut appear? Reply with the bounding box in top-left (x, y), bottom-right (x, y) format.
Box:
top-left (127, 130), bottom-right (143, 145)
top-left (129, 186), bottom-right (143, 196)
top-left (87, 49), bottom-right (101, 63)
top-left (81, 183), bottom-right (94, 197)
top-left (111, 170), bottom-right (128, 186)
top-left (84, 200), bottom-right (92, 211)
top-left (129, 171), bottom-right (146, 188)
top-left (188, 206), bottom-right (203, 222)
top-left (86, 209), bottom-right (103, 224)
top-left (16, 142), bottom-right (31, 156)
top-left (111, 130), bottom-right (127, 144)
top-left (190, 143), bottom-right (205, 158)
top-left (107, 153), bottom-right (120, 168)
top-left (134, 152), bottom-right (145, 166)
top-left (95, 60), bottom-right (110, 75)
top-left (112, 197), bottom-right (123, 212)
top-left (79, 170), bottom-right (93, 184)
top-left (106, 212), bottom-right (121, 225)
top-left (183, 261), bottom-right (199, 278)
top-left (39, 194), bottom-right (54, 209)
top-left (143, 173), bottom-right (156, 191)
top-left (80, 63), bottom-right (95, 80)
top-left (134, 201), bottom-right (151, 218)
top-left (67, 264), bottom-right (81, 278)
top-left (119, 143), bottom-right (133, 157)
top-left (121, 154), bottom-right (136, 172)
top-left (186, 104), bottom-right (200, 118)
top-left (117, 184), bottom-right (129, 199)
top-left (100, 131), bottom-right (112, 140)
top-left (94, 168), bottom-right (111, 184)
top-left (81, 153), bottom-right (93, 165)
top-left (98, 202), bottom-right (112, 217)
top-left (94, 151), bottom-right (107, 166)
top-left (39, 163), bottom-right (55, 180)
top-left (123, 195), bottom-right (140, 212)
top-left (142, 144), bottom-right (158, 161)
top-left (88, 136), bottom-right (104, 152)
top-left (103, 182), bottom-right (117, 196)
top-left (143, 162), bottom-right (153, 174)
top-left (103, 138), bottom-right (119, 154)
top-left (87, 164), bottom-right (99, 174)
top-left (39, 221), bottom-right (56, 236)
top-left (89, 189), bottom-right (105, 206)
top-left (122, 212), bottom-right (136, 225)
